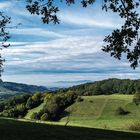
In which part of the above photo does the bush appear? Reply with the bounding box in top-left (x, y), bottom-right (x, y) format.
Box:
top-left (116, 107), bottom-right (130, 115)
top-left (32, 93), bottom-right (43, 102)
top-left (40, 113), bottom-right (49, 121)
top-left (26, 96), bottom-right (42, 109)
top-left (76, 97), bottom-right (84, 102)
top-left (15, 104), bottom-right (27, 117)
top-left (89, 100), bottom-right (93, 103)
top-left (31, 112), bottom-right (39, 120)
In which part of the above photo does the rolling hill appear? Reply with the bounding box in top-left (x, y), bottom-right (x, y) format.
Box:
top-left (0, 80), bottom-right (48, 98)
top-left (25, 95), bottom-right (140, 131)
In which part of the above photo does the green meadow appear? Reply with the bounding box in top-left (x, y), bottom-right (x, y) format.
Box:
top-left (25, 95), bottom-right (140, 130)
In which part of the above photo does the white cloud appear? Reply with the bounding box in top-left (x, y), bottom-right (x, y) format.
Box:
top-left (2, 36), bottom-right (138, 77)
top-left (2, 36), bottom-right (102, 65)
top-left (59, 10), bottom-right (123, 29)
top-left (11, 28), bottom-right (67, 38)
top-left (0, 1), bottom-right (11, 9)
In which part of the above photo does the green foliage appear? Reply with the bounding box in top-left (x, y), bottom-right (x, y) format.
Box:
top-left (76, 97), bottom-right (84, 102)
top-left (26, 98), bottom-right (34, 109)
top-left (34, 91), bottom-right (77, 121)
top-left (31, 112), bottom-right (39, 120)
top-left (0, 91), bottom-right (77, 120)
top-left (26, 93), bottom-right (43, 109)
top-left (68, 79), bottom-right (140, 96)
top-left (44, 93), bottom-right (54, 102)
top-left (7, 94), bottom-right (31, 107)
top-left (0, 94), bottom-right (42, 118)
top-left (40, 113), bottom-right (49, 121)
top-left (0, 103), bottom-right (27, 118)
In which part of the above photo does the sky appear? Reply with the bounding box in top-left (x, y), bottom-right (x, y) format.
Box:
top-left (0, 0), bottom-right (140, 87)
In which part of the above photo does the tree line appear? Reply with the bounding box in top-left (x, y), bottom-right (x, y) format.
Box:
top-left (67, 78), bottom-right (140, 95)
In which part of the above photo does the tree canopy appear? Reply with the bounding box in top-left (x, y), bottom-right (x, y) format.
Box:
top-left (0, 0), bottom-right (140, 76)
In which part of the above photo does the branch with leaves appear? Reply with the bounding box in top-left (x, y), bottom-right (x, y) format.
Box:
top-left (25, 0), bottom-right (140, 68)
top-left (0, 12), bottom-right (11, 77)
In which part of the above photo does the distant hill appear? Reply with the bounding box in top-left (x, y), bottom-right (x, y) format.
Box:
top-left (67, 78), bottom-right (140, 95)
top-left (0, 80), bottom-right (48, 98)
top-left (1, 78), bottom-right (140, 98)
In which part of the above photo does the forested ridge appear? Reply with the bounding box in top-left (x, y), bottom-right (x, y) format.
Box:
top-left (66, 78), bottom-right (140, 95)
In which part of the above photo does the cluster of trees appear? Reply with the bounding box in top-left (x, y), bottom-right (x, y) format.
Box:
top-left (26, 93), bottom-right (43, 109)
top-left (0, 94), bottom-right (30, 118)
top-left (0, 93), bottom-right (44, 118)
top-left (31, 91), bottom-right (77, 121)
top-left (68, 79), bottom-right (140, 95)
top-left (0, 91), bottom-right (77, 120)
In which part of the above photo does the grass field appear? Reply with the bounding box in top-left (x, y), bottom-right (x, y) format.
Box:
top-left (1, 94), bottom-right (140, 140)
top-left (59, 95), bottom-right (140, 130)
top-left (0, 118), bottom-right (140, 140)
top-left (24, 94), bottom-right (140, 131)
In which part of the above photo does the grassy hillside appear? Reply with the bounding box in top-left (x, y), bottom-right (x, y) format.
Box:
top-left (0, 118), bottom-right (140, 140)
top-left (24, 94), bottom-right (140, 131)
top-left (59, 95), bottom-right (140, 130)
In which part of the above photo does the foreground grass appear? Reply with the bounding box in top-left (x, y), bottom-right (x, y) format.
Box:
top-left (0, 118), bottom-right (140, 140)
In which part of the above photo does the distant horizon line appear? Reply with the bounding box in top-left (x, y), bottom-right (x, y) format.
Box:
top-left (1, 77), bottom-right (140, 88)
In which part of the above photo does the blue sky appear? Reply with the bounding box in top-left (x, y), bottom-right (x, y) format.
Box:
top-left (0, 0), bottom-right (140, 87)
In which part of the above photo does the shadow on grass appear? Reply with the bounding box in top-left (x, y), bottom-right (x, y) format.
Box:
top-left (0, 118), bottom-right (140, 140)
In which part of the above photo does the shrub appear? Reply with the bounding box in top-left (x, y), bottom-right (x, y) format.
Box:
top-left (31, 112), bottom-right (39, 120)
top-left (15, 104), bottom-right (27, 117)
top-left (26, 96), bottom-right (42, 109)
top-left (32, 93), bottom-right (43, 102)
top-left (89, 100), bottom-right (93, 103)
top-left (40, 113), bottom-right (49, 121)
top-left (116, 107), bottom-right (130, 115)
top-left (44, 94), bottom-right (54, 102)
top-left (76, 97), bottom-right (84, 102)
